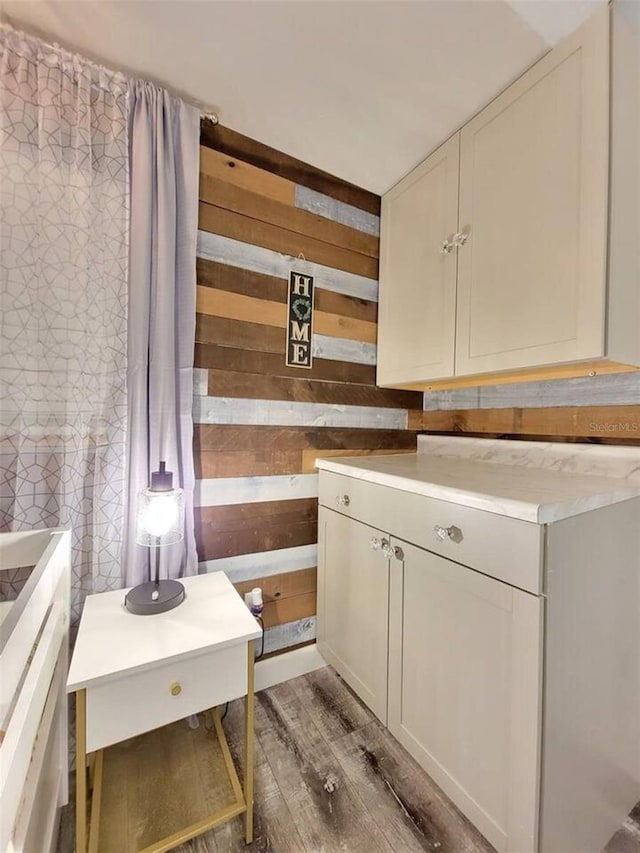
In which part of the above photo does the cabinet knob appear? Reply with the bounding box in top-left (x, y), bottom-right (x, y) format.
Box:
top-left (170, 682), bottom-right (182, 696)
top-left (370, 536), bottom-right (389, 552)
top-left (452, 230), bottom-right (469, 248)
top-left (434, 524), bottom-right (462, 543)
top-left (336, 494), bottom-right (350, 507)
top-left (440, 237), bottom-right (455, 254)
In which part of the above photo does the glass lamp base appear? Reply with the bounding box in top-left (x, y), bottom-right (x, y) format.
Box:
top-left (124, 579), bottom-right (185, 615)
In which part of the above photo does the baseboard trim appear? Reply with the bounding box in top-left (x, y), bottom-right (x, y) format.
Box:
top-left (255, 643), bottom-right (326, 693)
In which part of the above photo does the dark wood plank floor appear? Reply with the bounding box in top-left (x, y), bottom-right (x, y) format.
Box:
top-left (58, 666), bottom-right (640, 853)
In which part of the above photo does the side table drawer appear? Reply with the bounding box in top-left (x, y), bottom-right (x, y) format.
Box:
top-left (86, 643), bottom-right (247, 752)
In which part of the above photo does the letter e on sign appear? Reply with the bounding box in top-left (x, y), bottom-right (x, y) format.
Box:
top-left (286, 270), bottom-right (314, 368)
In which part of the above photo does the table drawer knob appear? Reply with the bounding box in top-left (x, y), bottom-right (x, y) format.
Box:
top-left (170, 682), bottom-right (182, 696)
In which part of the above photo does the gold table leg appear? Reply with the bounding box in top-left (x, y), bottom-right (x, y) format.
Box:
top-left (75, 689), bottom-right (87, 853)
top-left (244, 640), bottom-right (255, 844)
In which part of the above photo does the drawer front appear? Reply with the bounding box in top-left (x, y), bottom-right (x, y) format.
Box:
top-left (319, 470), bottom-right (542, 593)
top-left (86, 644), bottom-right (247, 752)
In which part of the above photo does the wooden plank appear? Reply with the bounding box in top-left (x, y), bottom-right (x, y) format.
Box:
top-left (200, 145), bottom-right (295, 206)
top-left (289, 665), bottom-right (374, 744)
top-left (313, 335), bottom-right (376, 366)
top-left (99, 718), bottom-right (235, 852)
top-left (295, 185), bottom-right (380, 237)
top-left (418, 406), bottom-right (640, 442)
top-left (196, 286), bottom-right (377, 344)
top-left (211, 699), bottom-right (306, 853)
top-left (194, 474), bottom-right (318, 508)
top-left (194, 424), bottom-right (419, 454)
top-left (197, 232), bottom-right (378, 302)
top-left (396, 360), bottom-right (640, 392)
top-left (196, 449), bottom-right (303, 479)
top-left (301, 448), bottom-right (415, 473)
top-left (195, 315), bottom-right (285, 353)
top-left (196, 286), bottom-right (286, 328)
top-left (262, 617), bottom-right (317, 655)
top-left (252, 680), bottom-right (395, 851)
top-left (193, 397), bottom-right (407, 429)
top-left (234, 568), bottom-right (317, 603)
top-left (200, 123), bottom-right (381, 216)
top-left (197, 258), bottom-right (378, 322)
top-left (199, 203), bottom-right (379, 279)
top-left (200, 175), bottom-right (379, 259)
top-left (329, 721), bottom-right (495, 853)
top-left (194, 343), bottom-right (377, 386)
top-left (197, 258), bottom-right (286, 302)
top-left (258, 592), bottom-right (317, 631)
top-left (423, 371), bottom-right (640, 410)
top-left (199, 544), bottom-right (318, 584)
top-left (206, 370), bottom-right (421, 409)
top-left (193, 368), bottom-right (209, 396)
top-left (197, 498), bottom-right (318, 532)
top-left (197, 518), bottom-right (317, 562)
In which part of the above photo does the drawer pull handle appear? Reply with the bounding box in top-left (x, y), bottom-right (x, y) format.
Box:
top-left (170, 682), bottom-right (182, 696)
top-left (434, 524), bottom-right (462, 543)
top-left (336, 494), bottom-right (350, 507)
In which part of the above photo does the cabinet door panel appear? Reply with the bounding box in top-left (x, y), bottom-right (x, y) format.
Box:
top-left (456, 7), bottom-right (609, 375)
top-left (388, 540), bottom-right (542, 853)
top-left (377, 135), bottom-right (459, 386)
top-left (317, 508), bottom-right (389, 723)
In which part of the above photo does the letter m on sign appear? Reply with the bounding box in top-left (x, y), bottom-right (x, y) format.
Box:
top-left (286, 270), bottom-right (314, 368)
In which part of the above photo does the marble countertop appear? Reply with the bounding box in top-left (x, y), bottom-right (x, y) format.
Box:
top-left (316, 437), bottom-right (640, 523)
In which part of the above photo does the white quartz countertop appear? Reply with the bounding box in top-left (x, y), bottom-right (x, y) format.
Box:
top-left (316, 441), bottom-right (640, 524)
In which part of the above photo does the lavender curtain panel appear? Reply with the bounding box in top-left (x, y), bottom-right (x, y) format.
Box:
top-left (0, 28), bottom-right (130, 618)
top-left (122, 81), bottom-right (200, 586)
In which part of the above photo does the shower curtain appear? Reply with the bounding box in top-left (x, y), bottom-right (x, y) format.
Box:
top-left (0, 29), bottom-right (130, 617)
top-left (0, 27), bottom-right (199, 615)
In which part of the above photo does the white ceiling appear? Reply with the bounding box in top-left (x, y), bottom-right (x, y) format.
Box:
top-left (1, 0), bottom-right (606, 194)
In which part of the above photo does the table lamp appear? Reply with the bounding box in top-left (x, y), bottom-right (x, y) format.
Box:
top-left (124, 461), bottom-right (186, 615)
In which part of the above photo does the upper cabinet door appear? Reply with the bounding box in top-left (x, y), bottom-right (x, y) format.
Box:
top-left (455, 6), bottom-right (610, 376)
top-left (377, 135), bottom-right (460, 386)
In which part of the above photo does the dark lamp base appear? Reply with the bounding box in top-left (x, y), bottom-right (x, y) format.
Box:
top-left (124, 579), bottom-right (185, 615)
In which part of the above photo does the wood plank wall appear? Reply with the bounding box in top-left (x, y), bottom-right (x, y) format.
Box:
top-left (416, 372), bottom-right (640, 444)
top-left (194, 125), bottom-right (423, 656)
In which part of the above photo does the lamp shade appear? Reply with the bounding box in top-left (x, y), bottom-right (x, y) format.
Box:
top-left (136, 487), bottom-right (184, 546)
top-left (135, 461), bottom-right (185, 547)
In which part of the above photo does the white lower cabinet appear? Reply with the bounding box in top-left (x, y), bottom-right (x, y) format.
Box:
top-left (317, 507), bottom-right (390, 724)
top-left (388, 540), bottom-right (541, 853)
top-left (317, 469), bottom-right (640, 853)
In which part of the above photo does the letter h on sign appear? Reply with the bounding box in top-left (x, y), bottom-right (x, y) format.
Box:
top-left (286, 271), bottom-right (314, 368)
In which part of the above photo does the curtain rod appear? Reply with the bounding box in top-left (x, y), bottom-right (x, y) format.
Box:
top-left (0, 21), bottom-right (220, 124)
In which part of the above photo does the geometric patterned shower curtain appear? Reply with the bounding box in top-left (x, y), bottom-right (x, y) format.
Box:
top-left (0, 27), bottom-right (130, 619)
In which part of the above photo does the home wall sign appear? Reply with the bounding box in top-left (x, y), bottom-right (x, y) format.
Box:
top-left (286, 270), bottom-right (315, 368)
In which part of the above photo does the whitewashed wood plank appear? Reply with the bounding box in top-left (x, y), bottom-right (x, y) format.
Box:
top-left (199, 544), bottom-right (318, 582)
top-left (194, 473), bottom-right (318, 508)
top-left (193, 397), bottom-right (407, 430)
top-left (263, 616), bottom-right (316, 655)
top-left (312, 334), bottom-right (377, 365)
top-left (192, 368), bottom-right (209, 396)
top-left (294, 186), bottom-right (380, 237)
top-left (423, 373), bottom-right (640, 411)
top-left (197, 231), bottom-right (378, 302)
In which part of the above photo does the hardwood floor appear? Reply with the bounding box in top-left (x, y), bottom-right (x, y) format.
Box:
top-left (58, 666), bottom-right (640, 853)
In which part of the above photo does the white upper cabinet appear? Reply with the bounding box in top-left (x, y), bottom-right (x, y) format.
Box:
top-left (455, 6), bottom-right (609, 376)
top-left (377, 4), bottom-right (638, 388)
top-left (377, 135), bottom-right (459, 386)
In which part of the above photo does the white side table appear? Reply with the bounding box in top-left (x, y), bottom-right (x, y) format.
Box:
top-left (67, 572), bottom-right (262, 852)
